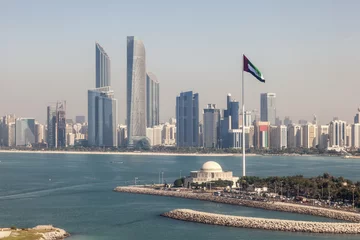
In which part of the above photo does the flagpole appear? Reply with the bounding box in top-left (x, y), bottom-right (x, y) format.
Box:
top-left (242, 56), bottom-right (246, 177)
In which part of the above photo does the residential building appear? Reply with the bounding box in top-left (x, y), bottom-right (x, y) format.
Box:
top-left (354, 108), bottom-right (360, 124)
top-left (346, 124), bottom-right (352, 147)
top-left (203, 104), bottom-right (220, 148)
top-left (220, 110), bottom-right (231, 148)
top-left (146, 73), bottom-right (160, 127)
top-left (284, 116), bottom-right (292, 126)
top-left (270, 125), bottom-right (287, 149)
top-left (95, 42), bottom-right (111, 88)
top-left (352, 124), bottom-right (360, 148)
top-left (176, 91), bottom-right (199, 147)
top-left (287, 124), bottom-right (302, 148)
top-left (35, 122), bottom-right (45, 143)
top-left (228, 126), bottom-right (253, 149)
top-left (254, 121), bottom-right (270, 149)
top-left (15, 118), bottom-right (35, 146)
top-left (117, 125), bottom-right (127, 147)
top-left (127, 36), bottom-right (147, 147)
top-left (162, 123), bottom-right (176, 146)
top-left (260, 93), bottom-right (276, 125)
top-left (88, 87), bottom-right (118, 147)
top-left (303, 124), bottom-right (318, 148)
top-left (244, 111), bottom-right (252, 127)
top-left (329, 120), bottom-right (347, 147)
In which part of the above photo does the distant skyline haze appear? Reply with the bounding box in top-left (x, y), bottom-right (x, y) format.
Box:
top-left (1, 0), bottom-right (360, 124)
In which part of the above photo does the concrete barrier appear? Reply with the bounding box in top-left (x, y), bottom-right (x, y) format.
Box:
top-left (161, 209), bottom-right (360, 234)
top-left (114, 186), bottom-right (360, 222)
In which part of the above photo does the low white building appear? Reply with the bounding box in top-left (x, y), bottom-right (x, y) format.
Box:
top-left (184, 161), bottom-right (239, 188)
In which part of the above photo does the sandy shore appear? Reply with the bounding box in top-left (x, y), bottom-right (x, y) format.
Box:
top-left (162, 209), bottom-right (360, 234)
top-left (0, 150), bottom-right (257, 157)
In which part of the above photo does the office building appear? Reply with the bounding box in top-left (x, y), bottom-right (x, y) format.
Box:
top-left (203, 104), bottom-right (220, 148)
top-left (88, 87), bottom-right (118, 147)
top-left (352, 124), bottom-right (360, 148)
top-left (260, 93), bottom-right (276, 125)
top-left (220, 110), bottom-right (231, 148)
top-left (46, 101), bottom-right (66, 148)
top-left (176, 91), bottom-right (199, 147)
top-left (146, 73), bottom-right (160, 127)
top-left (318, 125), bottom-right (329, 149)
top-left (15, 118), bottom-right (35, 146)
top-left (287, 124), bottom-right (302, 148)
top-left (127, 36), bottom-right (147, 147)
top-left (303, 124), bottom-right (317, 148)
top-left (75, 116), bottom-right (86, 124)
top-left (95, 42), bottom-right (111, 88)
top-left (329, 120), bottom-right (347, 147)
top-left (225, 94), bottom-right (240, 129)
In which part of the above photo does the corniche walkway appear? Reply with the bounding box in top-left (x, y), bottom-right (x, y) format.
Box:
top-left (162, 209), bottom-right (360, 234)
top-left (114, 186), bottom-right (360, 226)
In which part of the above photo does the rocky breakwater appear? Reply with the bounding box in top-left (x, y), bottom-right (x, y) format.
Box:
top-left (34, 225), bottom-right (70, 240)
top-left (162, 209), bottom-right (360, 234)
top-left (114, 186), bottom-right (360, 222)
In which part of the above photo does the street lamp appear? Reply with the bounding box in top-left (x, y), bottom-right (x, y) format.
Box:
top-left (135, 177), bottom-right (138, 186)
top-left (351, 185), bottom-right (356, 209)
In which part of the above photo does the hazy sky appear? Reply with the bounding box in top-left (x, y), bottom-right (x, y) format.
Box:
top-left (2, 0), bottom-right (360, 125)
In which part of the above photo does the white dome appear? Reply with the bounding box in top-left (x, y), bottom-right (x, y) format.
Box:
top-left (200, 161), bottom-right (223, 172)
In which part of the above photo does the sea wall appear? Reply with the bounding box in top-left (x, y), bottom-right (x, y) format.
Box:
top-left (114, 186), bottom-right (360, 222)
top-left (161, 209), bottom-right (360, 234)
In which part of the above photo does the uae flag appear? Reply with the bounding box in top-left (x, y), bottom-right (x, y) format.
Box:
top-left (243, 55), bottom-right (265, 83)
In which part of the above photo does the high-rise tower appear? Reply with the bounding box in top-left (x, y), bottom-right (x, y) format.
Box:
top-left (260, 93), bottom-right (276, 125)
top-left (95, 43), bottom-right (111, 88)
top-left (127, 36), bottom-right (147, 147)
top-left (146, 73), bottom-right (159, 127)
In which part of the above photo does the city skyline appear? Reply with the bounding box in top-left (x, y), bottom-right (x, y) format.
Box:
top-left (1, 1), bottom-right (360, 124)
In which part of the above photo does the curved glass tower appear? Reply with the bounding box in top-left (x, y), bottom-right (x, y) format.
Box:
top-left (127, 36), bottom-right (146, 147)
top-left (96, 42), bottom-right (111, 88)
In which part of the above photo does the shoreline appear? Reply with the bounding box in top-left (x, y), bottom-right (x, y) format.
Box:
top-left (114, 186), bottom-right (360, 222)
top-left (162, 209), bottom-right (360, 234)
top-left (0, 149), bottom-right (349, 158)
top-left (0, 150), bottom-right (256, 157)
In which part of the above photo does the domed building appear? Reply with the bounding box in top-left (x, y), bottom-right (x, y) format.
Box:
top-left (184, 161), bottom-right (239, 188)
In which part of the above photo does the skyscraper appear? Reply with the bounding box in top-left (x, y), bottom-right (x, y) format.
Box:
top-left (47, 104), bottom-right (57, 148)
top-left (56, 101), bottom-right (66, 147)
top-left (95, 43), bottom-right (111, 88)
top-left (352, 124), bottom-right (360, 148)
top-left (88, 87), bottom-right (118, 147)
top-left (318, 125), bottom-right (329, 149)
top-left (15, 118), bottom-right (35, 146)
top-left (176, 91), bottom-right (199, 147)
top-left (47, 101), bottom-right (66, 148)
top-left (127, 36), bottom-right (147, 147)
top-left (303, 124), bottom-right (318, 148)
top-left (203, 104), bottom-right (220, 148)
top-left (146, 72), bottom-right (159, 127)
top-left (260, 93), bottom-right (276, 125)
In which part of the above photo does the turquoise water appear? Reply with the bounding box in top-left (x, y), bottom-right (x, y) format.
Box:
top-left (0, 153), bottom-right (359, 240)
